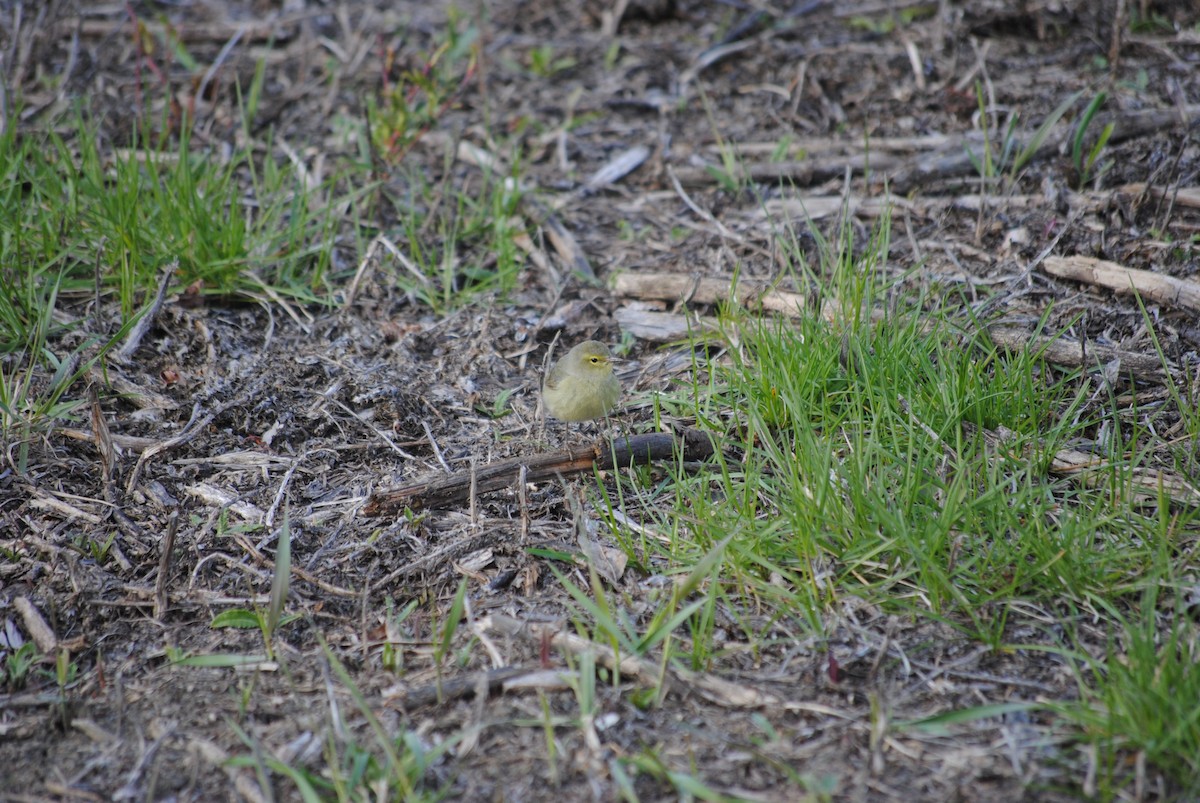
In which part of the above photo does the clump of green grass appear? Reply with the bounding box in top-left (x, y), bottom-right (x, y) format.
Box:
top-left (1058, 586), bottom-right (1200, 798)
top-left (0, 116), bottom-right (344, 313)
top-left (0, 99), bottom-right (370, 463)
top-left (226, 629), bottom-right (456, 802)
top-left (0, 7), bottom-right (551, 468)
top-left (368, 7), bottom-right (480, 163)
top-left (588, 203), bottom-right (1200, 792)
top-left (357, 11), bottom-right (534, 312)
top-left (378, 149), bottom-right (527, 314)
top-left (965, 85), bottom-right (1088, 186)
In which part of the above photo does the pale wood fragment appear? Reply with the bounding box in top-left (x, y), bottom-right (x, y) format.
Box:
top-left (1043, 255), bottom-right (1200, 312)
top-left (614, 307), bottom-right (719, 342)
top-left (14, 596), bottom-right (57, 652)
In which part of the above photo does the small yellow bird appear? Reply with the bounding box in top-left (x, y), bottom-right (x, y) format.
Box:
top-left (542, 340), bottom-right (621, 422)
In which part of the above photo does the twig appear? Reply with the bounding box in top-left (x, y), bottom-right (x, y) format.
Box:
top-left (117, 260), bottom-right (175, 362)
top-left (423, 420), bottom-right (451, 474)
top-left (986, 325), bottom-right (1168, 382)
top-left (666, 166), bottom-right (746, 243)
top-left (14, 596), bottom-right (57, 652)
top-left (374, 528), bottom-right (507, 586)
top-left (388, 666), bottom-right (529, 709)
top-left (477, 614), bottom-right (847, 713)
top-left (363, 429), bottom-right (717, 515)
top-left (266, 451), bottom-right (324, 529)
top-left (195, 26), bottom-right (245, 110)
top-left (154, 511), bottom-right (179, 620)
top-left (1043, 254), bottom-right (1200, 312)
top-left (91, 386), bottom-right (140, 565)
top-left (125, 404), bottom-right (214, 494)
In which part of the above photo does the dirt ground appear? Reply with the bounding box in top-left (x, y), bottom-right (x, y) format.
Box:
top-left (4, 1), bottom-right (1200, 800)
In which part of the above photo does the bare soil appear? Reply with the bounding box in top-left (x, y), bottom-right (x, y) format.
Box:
top-left (4, 1), bottom-right (1200, 800)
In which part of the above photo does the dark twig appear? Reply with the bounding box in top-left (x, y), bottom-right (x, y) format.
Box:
top-left (363, 428), bottom-right (718, 515)
top-left (153, 511), bottom-right (179, 620)
top-left (91, 385), bottom-right (140, 565)
top-left (116, 260), bottom-right (175, 363)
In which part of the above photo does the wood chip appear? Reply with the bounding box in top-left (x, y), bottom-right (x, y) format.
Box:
top-left (1044, 255), bottom-right (1200, 312)
top-left (14, 596), bottom-right (57, 652)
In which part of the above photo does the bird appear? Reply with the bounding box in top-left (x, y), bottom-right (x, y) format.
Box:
top-left (541, 340), bottom-right (621, 422)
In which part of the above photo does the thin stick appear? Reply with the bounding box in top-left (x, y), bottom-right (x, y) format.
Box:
top-left (469, 456), bottom-right (478, 527)
top-left (518, 463), bottom-right (529, 541)
top-left (154, 511), bottom-right (179, 620)
top-left (423, 420), bottom-right (452, 473)
top-left (364, 429), bottom-right (717, 515)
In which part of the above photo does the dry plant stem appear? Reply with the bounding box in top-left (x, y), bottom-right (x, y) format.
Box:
top-left (14, 596), bottom-right (57, 652)
top-left (125, 404), bottom-right (215, 494)
top-left (616, 271), bottom-right (1175, 377)
top-left (518, 463), bottom-right (530, 541)
top-left (465, 594), bottom-right (505, 669)
top-left (343, 234), bottom-right (384, 307)
top-left (153, 511), bottom-right (179, 620)
top-left (92, 239), bottom-right (105, 333)
top-left (116, 260), bottom-right (174, 362)
top-left (362, 429), bottom-right (717, 515)
top-left (667, 166), bottom-right (745, 244)
top-left (477, 614), bottom-right (854, 716)
top-left (599, 0), bottom-right (630, 37)
top-left (90, 388), bottom-right (138, 566)
top-left (27, 490), bottom-right (104, 524)
top-left (1151, 142), bottom-right (1190, 231)
top-left (83, 365), bottom-right (178, 413)
top-left (59, 428), bottom-right (160, 451)
top-left (330, 397), bottom-right (419, 461)
top-left (1043, 255), bottom-right (1200, 312)
top-left (390, 666), bottom-right (530, 709)
top-left (265, 451), bottom-right (316, 528)
top-left (469, 455), bottom-right (478, 527)
top-left (533, 201), bottom-right (596, 282)
top-left (1109, 0), bottom-right (1127, 72)
top-left (423, 420), bottom-right (451, 473)
top-left (90, 385), bottom-right (115, 478)
top-left (227, 530), bottom-right (358, 599)
top-left (477, 614), bottom-right (755, 707)
top-left (986, 326), bottom-right (1168, 382)
top-left (967, 422), bottom-right (1200, 508)
top-left (195, 27), bottom-right (245, 113)
top-left (68, 18), bottom-right (290, 42)
top-left (669, 106), bottom-right (1200, 192)
top-left (669, 153), bottom-right (884, 188)
top-left (126, 365), bottom-right (280, 494)
top-left (113, 725), bottom-right (176, 800)
top-left (612, 271), bottom-right (811, 315)
top-left (374, 529), bottom-right (506, 586)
